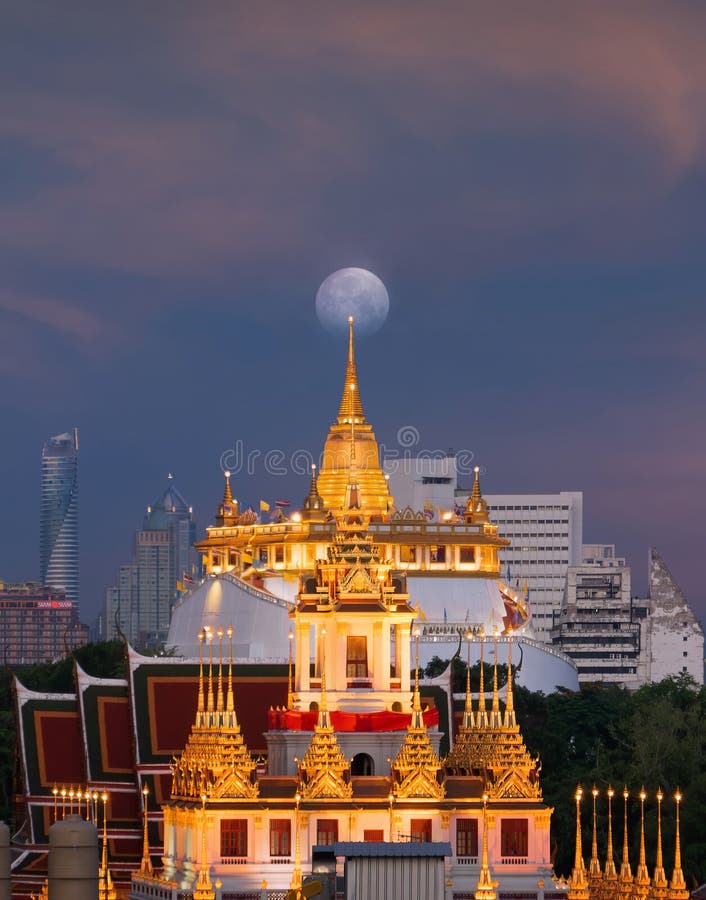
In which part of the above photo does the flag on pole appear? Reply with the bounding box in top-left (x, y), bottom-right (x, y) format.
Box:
top-left (275, 499), bottom-right (291, 508)
top-left (176, 580), bottom-right (186, 592)
top-left (183, 571), bottom-right (194, 584)
top-left (506, 564), bottom-right (511, 583)
top-left (259, 500), bottom-right (270, 513)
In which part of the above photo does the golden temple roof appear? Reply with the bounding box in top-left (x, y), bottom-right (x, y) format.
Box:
top-left (338, 316), bottom-right (365, 425)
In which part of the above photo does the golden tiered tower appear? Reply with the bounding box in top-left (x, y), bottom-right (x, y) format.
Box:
top-left (390, 627), bottom-right (444, 800)
top-left (171, 626), bottom-right (258, 800)
top-left (316, 317), bottom-right (392, 518)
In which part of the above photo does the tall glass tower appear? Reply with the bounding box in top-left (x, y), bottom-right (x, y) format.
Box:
top-left (40, 429), bottom-right (79, 611)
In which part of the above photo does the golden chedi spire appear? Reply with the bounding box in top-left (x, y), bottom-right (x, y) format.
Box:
top-left (317, 317), bottom-right (392, 518)
top-left (297, 627), bottom-right (353, 800)
top-left (489, 629), bottom-right (503, 729)
top-left (633, 788), bottom-right (651, 899)
top-left (465, 465), bottom-right (490, 525)
top-left (99, 791), bottom-right (118, 900)
top-left (474, 791), bottom-right (498, 900)
top-left (567, 785), bottom-right (589, 900)
top-left (301, 464), bottom-right (328, 522)
top-left (215, 470), bottom-right (239, 526)
top-left (617, 788), bottom-right (633, 899)
top-left (652, 788), bottom-right (669, 899)
top-left (604, 786), bottom-right (618, 881)
top-left (588, 786), bottom-right (602, 884)
top-left (391, 625), bottom-right (444, 800)
top-left (669, 789), bottom-right (689, 900)
top-left (138, 785), bottom-right (153, 877)
top-left (171, 627), bottom-right (258, 800)
top-left (445, 630), bottom-right (476, 775)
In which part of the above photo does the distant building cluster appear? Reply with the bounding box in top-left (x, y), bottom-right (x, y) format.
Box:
top-left (0, 580), bottom-right (87, 665)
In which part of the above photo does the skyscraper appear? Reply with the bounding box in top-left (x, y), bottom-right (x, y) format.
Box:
top-left (40, 429), bottom-right (79, 611)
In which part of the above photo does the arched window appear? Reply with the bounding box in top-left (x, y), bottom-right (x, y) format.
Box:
top-left (351, 753), bottom-right (374, 776)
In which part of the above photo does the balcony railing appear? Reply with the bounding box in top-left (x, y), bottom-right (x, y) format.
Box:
top-left (454, 855), bottom-right (479, 865)
top-left (220, 856), bottom-right (248, 865)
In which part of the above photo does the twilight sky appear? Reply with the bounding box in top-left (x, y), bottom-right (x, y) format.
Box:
top-left (1, 2), bottom-right (706, 624)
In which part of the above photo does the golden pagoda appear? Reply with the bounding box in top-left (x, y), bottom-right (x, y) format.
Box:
top-left (316, 316), bottom-right (392, 518)
top-left (390, 626), bottom-right (444, 800)
top-left (171, 626), bottom-right (258, 800)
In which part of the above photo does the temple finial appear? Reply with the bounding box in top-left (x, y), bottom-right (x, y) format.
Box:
top-left (474, 791), bottom-right (497, 900)
top-left (206, 628), bottom-right (214, 718)
top-left (461, 630), bottom-right (474, 730)
top-left (635, 787), bottom-right (650, 888)
top-left (197, 629), bottom-right (205, 725)
top-left (477, 629), bottom-right (488, 728)
top-left (411, 623), bottom-right (423, 729)
top-left (568, 785), bottom-right (589, 899)
top-left (226, 625), bottom-right (234, 715)
top-left (653, 787), bottom-right (668, 889)
top-left (504, 628), bottom-right (516, 729)
top-left (465, 465), bottom-right (489, 524)
top-left (670, 789), bottom-right (687, 893)
top-left (490, 628), bottom-right (502, 728)
top-left (619, 788), bottom-right (633, 883)
top-left (216, 628), bottom-right (224, 714)
top-left (589, 786), bottom-right (601, 878)
top-left (337, 316), bottom-right (365, 424)
top-left (604, 786), bottom-right (617, 879)
top-left (223, 470), bottom-right (233, 503)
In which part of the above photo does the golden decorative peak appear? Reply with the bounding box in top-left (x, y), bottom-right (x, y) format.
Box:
top-left (504, 630), bottom-right (516, 729)
top-left (465, 465), bottom-right (490, 525)
top-left (171, 629), bottom-right (258, 800)
top-left (391, 624), bottom-right (444, 800)
top-left (635, 788), bottom-right (650, 889)
top-left (589, 785), bottom-right (601, 880)
top-left (223, 471), bottom-right (233, 503)
top-left (461, 630), bottom-right (474, 731)
top-left (619, 788), bottom-right (633, 883)
top-left (475, 793), bottom-right (497, 900)
top-left (138, 785), bottom-right (153, 877)
top-left (604, 786), bottom-right (618, 880)
top-left (302, 464), bottom-right (327, 521)
top-left (670, 790), bottom-right (687, 895)
top-left (99, 792), bottom-right (118, 899)
top-left (476, 629), bottom-right (488, 728)
top-left (337, 317), bottom-right (365, 425)
top-left (568, 786), bottom-right (589, 900)
top-left (489, 630), bottom-right (502, 728)
top-left (653, 787), bottom-right (668, 890)
top-left (192, 795), bottom-right (215, 900)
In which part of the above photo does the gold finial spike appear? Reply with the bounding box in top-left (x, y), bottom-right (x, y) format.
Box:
top-left (490, 628), bottom-right (501, 727)
top-left (619, 787), bottom-right (633, 882)
top-left (223, 470), bottom-right (233, 503)
top-left (226, 625), bottom-right (234, 714)
top-left (139, 785), bottom-right (153, 876)
top-left (291, 792), bottom-right (303, 891)
top-left (477, 629), bottom-right (488, 728)
top-left (337, 316), bottom-right (365, 425)
top-left (206, 628), bottom-right (214, 716)
top-left (589, 786), bottom-right (601, 878)
top-left (635, 787), bottom-right (650, 885)
top-left (670, 789), bottom-right (686, 891)
top-left (605, 786), bottom-right (617, 879)
top-left (216, 627), bottom-right (224, 714)
top-left (318, 626), bottom-right (330, 729)
top-left (410, 623), bottom-right (424, 729)
top-left (193, 794), bottom-right (215, 900)
top-left (653, 787), bottom-right (668, 888)
top-left (504, 627), bottom-right (516, 729)
top-left (462, 630), bottom-right (474, 730)
top-left (197, 630), bottom-right (205, 722)
top-left (475, 792), bottom-right (497, 900)
top-left (287, 629), bottom-right (294, 710)
top-left (568, 785), bottom-right (589, 897)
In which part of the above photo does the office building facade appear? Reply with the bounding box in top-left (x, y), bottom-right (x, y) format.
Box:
top-left (40, 429), bottom-right (79, 610)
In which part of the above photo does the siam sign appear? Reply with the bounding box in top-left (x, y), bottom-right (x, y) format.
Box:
top-left (36, 600), bottom-right (73, 609)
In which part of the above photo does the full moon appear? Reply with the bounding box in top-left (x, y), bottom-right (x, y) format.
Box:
top-left (315, 267), bottom-right (389, 336)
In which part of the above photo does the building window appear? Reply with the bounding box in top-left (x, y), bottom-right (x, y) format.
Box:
top-left (364, 829), bottom-right (384, 842)
top-left (269, 819), bottom-right (291, 857)
top-left (459, 546), bottom-right (475, 564)
top-left (500, 818), bottom-right (528, 857)
top-left (274, 545), bottom-right (284, 563)
top-left (430, 546), bottom-right (446, 563)
top-left (456, 819), bottom-right (478, 857)
top-left (316, 819), bottom-right (338, 846)
top-left (221, 819), bottom-right (247, 858)
top-left (410, 819), bottom-right (432, 842)
top-left (347, 636), bottom-right (368, 678)
top-left (400, 545), bottom-right (416, 564)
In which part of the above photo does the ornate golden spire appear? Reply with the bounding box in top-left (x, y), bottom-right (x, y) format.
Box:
top-left (503, 629), bottom-right (516, 730)
top-left (652, 788), bottom-right (668, 896)
top-left (476, 629), bottom-right (488, 729)
top-left (634, 787), bottom-right (651, 898)
top-left (297, 627), bottom-right (353, 800)
top-left (619, 788), bottom-right (633, 884)
top-left (391, 624), bottom-right (444, 799)
top-left (462, 630), bottom-right (474, 731)
top-left (669, 789), bottom-right (688, 900)
top-left (223, 471), bottom-right (233, 504)
top-left (474, 792), bottom-right (497, 900)
top-left (589, 786), bottom-right (602, 882)
top-left (568, 785), bottom-right (589, 900)
top-left (192, 794), bottom-right (215, 900)
top-left (215, 471), bottom-right (239, 525)
top-left (302, 464), bottom-right (327, 521)
top-left (98, 792), bottom-right (117, 900)
top-left (171, 628), bottom-right (258, 800)
top-left (290, 791), bottom-right (303, 892)
top-left (337, 317), bottom-right (365, 424)
top-left (465, 466), bottom-right (489, 525)
top-left (138, 785), bottom-right (153, 877)
top-left (604, 786), bottom-right (618, 880)
top-left (489, 629), bottom-right (502, 729)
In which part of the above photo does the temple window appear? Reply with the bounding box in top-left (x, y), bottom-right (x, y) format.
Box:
top-left (500, 818), bottom-right (528, 857)
top-left (228, 551), bottom-right (238, 567)
top-left (410, 818), bottom-right (432, 842)
top-left (430, 546), bottom-right (446, 563)
top-left (221, 819), bottom-right (248, 858)
top-left (346, 636), bottom-right (368, 678)
top-left (274, 545), bottom-right (284, 563)
top-left (258, 548), bottom-right (268, 565)
top-left (456, 818), bottom-right (479, 857)
top-left (459, 546), bottom-right (475, 564)
top-left (316, 819), bottom-right (338, 846)
top-left (399, 545), bottom-right (416, 564)
top-left (269, 819), bottom-right (291, 857)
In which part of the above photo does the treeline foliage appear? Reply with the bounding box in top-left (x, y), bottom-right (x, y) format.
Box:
top-left (1, 645), bottom-right (704, 884)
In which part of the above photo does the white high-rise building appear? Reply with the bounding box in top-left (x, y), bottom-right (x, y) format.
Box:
top-left (384, 455), bottom-right (582, 642)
